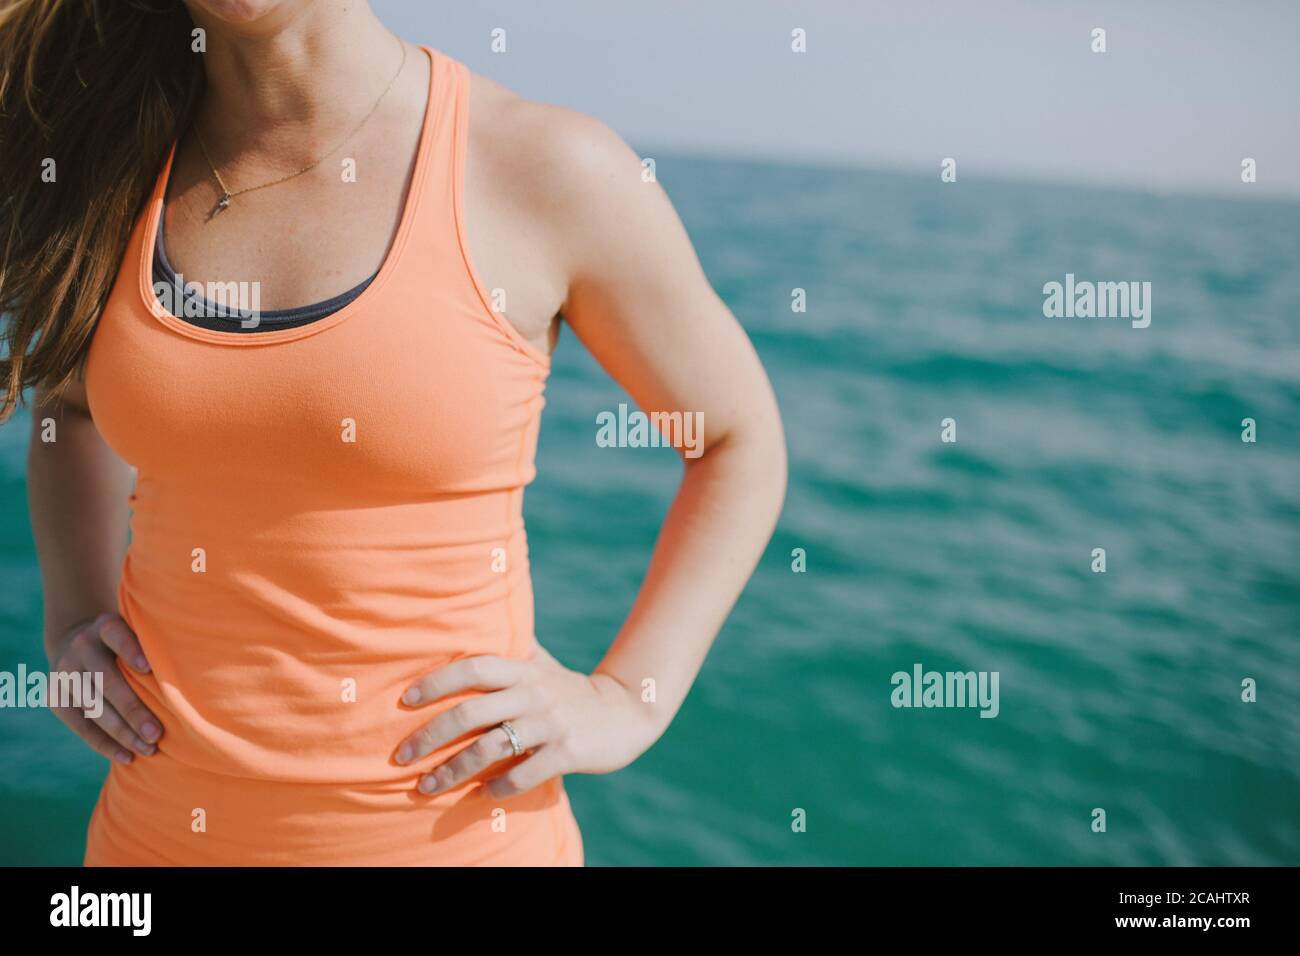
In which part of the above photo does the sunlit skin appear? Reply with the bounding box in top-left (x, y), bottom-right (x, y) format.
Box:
top-left (32, 0), bottom-right (785, 804)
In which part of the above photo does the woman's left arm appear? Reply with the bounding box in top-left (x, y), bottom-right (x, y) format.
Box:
top-left (396, 111), bottom-right (787, 797)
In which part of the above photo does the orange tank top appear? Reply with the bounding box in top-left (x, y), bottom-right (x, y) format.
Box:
top-left (82, 47), bottom-right (582, 865)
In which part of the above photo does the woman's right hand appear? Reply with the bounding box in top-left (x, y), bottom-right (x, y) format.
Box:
top-left (48, 612), bottom-right (162, 764)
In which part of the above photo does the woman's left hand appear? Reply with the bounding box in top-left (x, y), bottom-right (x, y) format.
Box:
top-left (394, 645), bottom-right (658, 798)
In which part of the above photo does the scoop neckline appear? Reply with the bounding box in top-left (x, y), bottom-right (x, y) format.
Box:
top-left (136, 44), bottom-right (437, 346)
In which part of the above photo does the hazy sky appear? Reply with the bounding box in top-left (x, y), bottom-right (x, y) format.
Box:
top-left (374, 0), bottom-right (1300, 199)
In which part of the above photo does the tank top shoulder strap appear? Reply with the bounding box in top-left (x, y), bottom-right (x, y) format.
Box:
top-left (402, 47), bottom-right (549, 368)
top-left (411, 47), bottom-right (469, 226)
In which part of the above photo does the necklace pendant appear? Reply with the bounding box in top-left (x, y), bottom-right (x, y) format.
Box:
top-left (214, 193), bottom-right (231, 215)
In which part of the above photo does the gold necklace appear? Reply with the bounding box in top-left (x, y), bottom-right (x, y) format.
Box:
top-left (194, 39), bottom-right (408, 218)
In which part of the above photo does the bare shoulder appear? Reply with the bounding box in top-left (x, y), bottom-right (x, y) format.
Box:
top-left (465, 71), bottom-right (697, 300)
top-left (467, 71), bottom-right (657, 225)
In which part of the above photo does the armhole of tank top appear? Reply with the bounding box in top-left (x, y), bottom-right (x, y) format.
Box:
top-left (449, 61), bottom-right (552, 371)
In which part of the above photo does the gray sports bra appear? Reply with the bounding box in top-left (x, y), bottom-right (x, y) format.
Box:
top-left (150, 207), bottom-right (376, 333)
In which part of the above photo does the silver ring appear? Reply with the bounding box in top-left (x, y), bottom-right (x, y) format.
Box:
top-left (499, 720), bottom-right (524, 757)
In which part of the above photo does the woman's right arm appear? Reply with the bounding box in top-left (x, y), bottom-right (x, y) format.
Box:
top-left (28, 381), bottom-right (162, 762)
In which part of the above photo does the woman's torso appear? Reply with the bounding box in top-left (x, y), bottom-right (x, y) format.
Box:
top-left (81, 46), bottom-right (580, 865)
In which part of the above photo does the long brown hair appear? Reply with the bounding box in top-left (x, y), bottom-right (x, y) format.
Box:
top-left (0, 0), bottom-right (203, 420)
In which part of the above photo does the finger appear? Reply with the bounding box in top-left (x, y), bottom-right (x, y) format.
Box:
top-left (95, 615), bottom-right (151, 674)
top-left (418, 717), bottom-right (546, 795)
top-left (395, 685), bottom-right (534, 765)
top-left (51, 705), bottom-right (133, 763)
top-left (401, 655), bottom-right (525, 707)
top-left (50, 636), bottom-right (160, 755)
top-left (529, 642), bottom-right (561, 667)
top-left (483, 748), bottom-right (567, 799)
top-left (87, 701), bottom-right (157, 757)
top-left (54, 705), bottom-right (140, 763)
top-left (96, 653), bottom-right (163, 746)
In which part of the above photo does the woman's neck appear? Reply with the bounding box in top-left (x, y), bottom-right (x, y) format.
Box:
top-left (187, 1), bottom-right (404, 161)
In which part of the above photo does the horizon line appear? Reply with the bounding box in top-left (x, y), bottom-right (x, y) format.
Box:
top-left (632, 142), bottom-right (1300, 207)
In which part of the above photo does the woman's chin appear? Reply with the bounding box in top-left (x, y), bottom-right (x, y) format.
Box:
top-left (188, 0), bottom-right (287, 27)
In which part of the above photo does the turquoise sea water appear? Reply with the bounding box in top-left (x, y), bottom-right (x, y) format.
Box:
top-left (2, 156), bottom-right (1298, 865)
